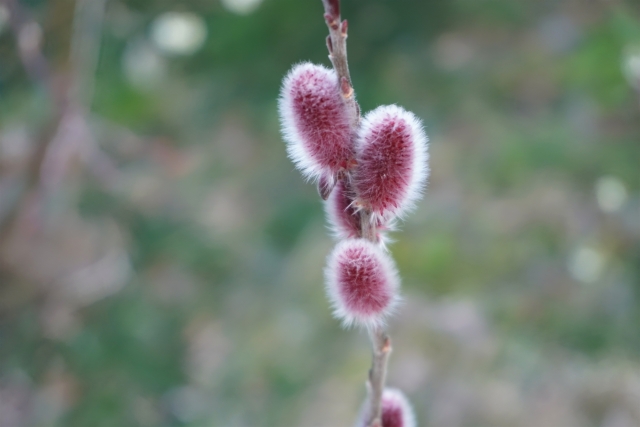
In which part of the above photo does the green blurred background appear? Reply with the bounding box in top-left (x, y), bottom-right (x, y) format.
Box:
top-left (1, 0), bottom-right (639, 426)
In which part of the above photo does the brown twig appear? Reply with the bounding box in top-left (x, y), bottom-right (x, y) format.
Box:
top-left (322, 0), bottom-right (359, 128)
top-left (321, 1), bottom-right (391, 426)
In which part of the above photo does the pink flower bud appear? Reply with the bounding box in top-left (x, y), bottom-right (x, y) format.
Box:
top-left (325, 179), bottom-right (361, 239)
top-left (380, 389), bottom-right (416, 427)
top-left (355, 389), bottom-right (416, 427)
top-left (279, 62), bottom-right (354, 181)
top-left (325, 180), bottom-right (392, 243)
top-left (325, 239), bottom-right (400, 329)
top-left (353, 105), bottom-right (429, 220)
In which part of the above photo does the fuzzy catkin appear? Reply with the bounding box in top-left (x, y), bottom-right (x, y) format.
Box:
top-left (355, 388), bottom-right (416, 427)
top-left (353, 105), bottom-right (429, 221)
top-left (325, 179), bottom-right (361, 239)
top-left (325, 239), bottom-right (400, 329)
top-left (279, 62), bottom-right (354, 182)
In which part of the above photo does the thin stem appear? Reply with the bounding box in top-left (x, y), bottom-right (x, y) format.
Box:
top-left (322, 0), bottom-right (359, 129)
top-left (367, 327), bottom-right (392, 427)
top-left (321, 1), bottom-right (390, 426)
top-left (359, 209), bottom-right (376, 242)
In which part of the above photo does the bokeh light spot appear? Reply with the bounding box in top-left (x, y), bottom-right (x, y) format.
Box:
top-left (595, 176), bottom-right (628, 213)
top-left (151, 12), bottom-right (207, 56)
top-left (221, 0), bottom-right (264, 15)
top-left (569, 246), bottom-right (605, 284)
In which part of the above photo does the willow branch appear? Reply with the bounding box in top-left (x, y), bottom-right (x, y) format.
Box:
top-left (321, 1), bottom-right (390, 426)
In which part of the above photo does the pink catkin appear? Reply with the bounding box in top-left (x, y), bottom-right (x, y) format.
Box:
top-left (325, 239), bottom-right (399, 329)
top-left (353, 105), bottom-right (429, 221)
top-left (325, 179), bottom-right (391, 243)
top-left (325, 179), bottom-right (361, 239)
top-left (355, 388), bottom-right (416, 427)
top-left (380, 389), bottom-right (415, 427)
top-left (278, 62), bottom-right (354, 181)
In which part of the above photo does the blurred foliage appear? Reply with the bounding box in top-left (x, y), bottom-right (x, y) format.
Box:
top-left (1, 0), bottom-right (640, 426)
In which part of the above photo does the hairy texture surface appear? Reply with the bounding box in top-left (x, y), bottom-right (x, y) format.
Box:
top-left (325, 179), bottom-right (361, 239)
top-left (279, 62), bottom-right (354, 181)
top-left (326, 179), bottom-right (391, 243)
top-left (355, 388), bottom-right (416, 427)
top-left (380, 389), bottom-right (416, 427)
top-left (325, 239), bottom-right (399, 329)
top-left (353, 105), bottom-right (429, 220)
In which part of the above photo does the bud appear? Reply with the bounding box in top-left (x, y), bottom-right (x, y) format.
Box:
top-left (318, 173), bottom-right (336, 200)
top-left (325, 179), bottom-right (361, 239)
top-left (325, 239), bottom-right (400, 329)
top-left (325, 180), bottom-right (392, 243)
top-left (279, 62), bottom-right (354, 181)
top-left (355, 388), bottom-right (416, 427)
top-left (380, 389), bottom-right (416, 427)
top-left (352, 105), bottom-right (428, 220)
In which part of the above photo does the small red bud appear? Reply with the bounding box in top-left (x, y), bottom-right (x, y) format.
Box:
top-left (325, 179), bottom-right (360, 239)
top-left (324, 13), bottom-right (333, 25)
top-left (322, 0), bottom-right (340, 19)
top-left (341, 19), bottom-right (348, 36)
top-left (324, 13), bottom-right (340, 30)
top-left (318, 173), bottom-right (336, 200)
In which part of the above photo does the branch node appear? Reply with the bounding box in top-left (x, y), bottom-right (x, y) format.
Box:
top-left (322, 0), bottom-right (340, 19)
top-left (340, 76), bottom-right (354, 99)
top-left (382, 336), bottom-right (391, 353)
top-left (324, 13), bottom-right (340, 30)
